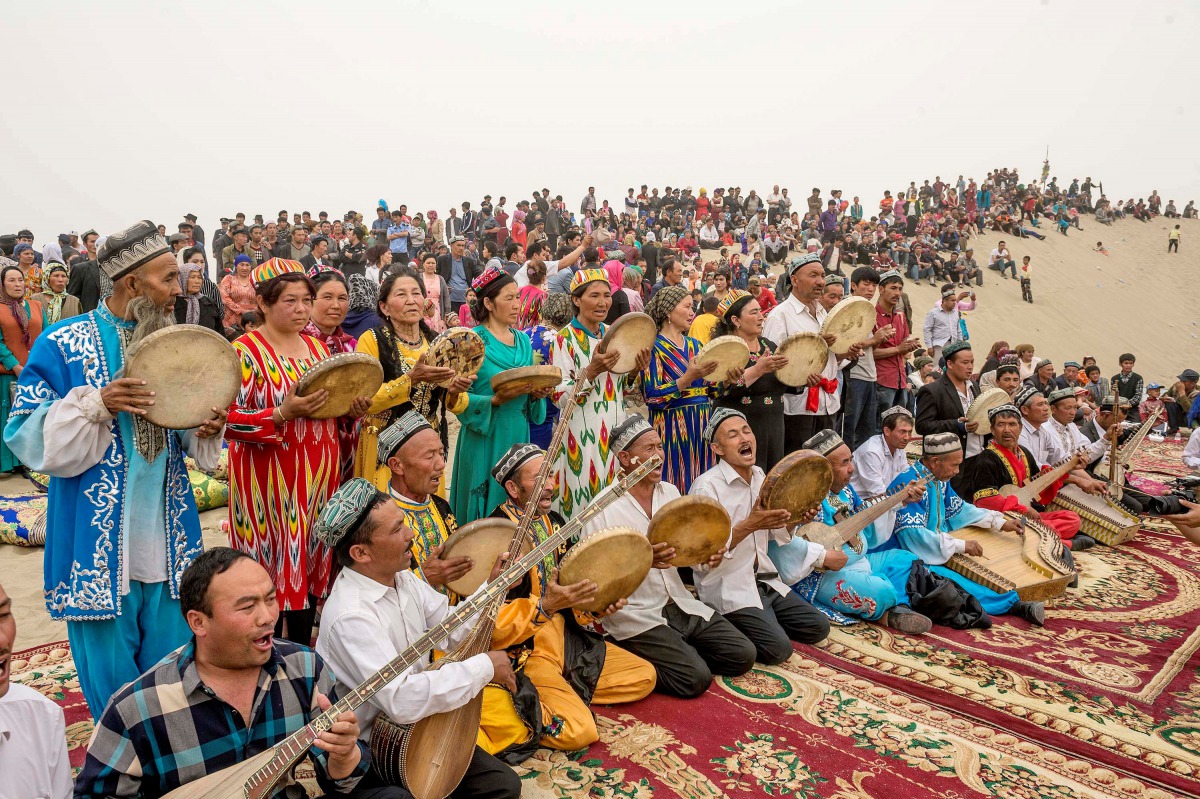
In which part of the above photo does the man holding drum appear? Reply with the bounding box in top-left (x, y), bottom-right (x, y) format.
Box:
top-left (4, 220), bottom-right (226, 718)
top-left (689, 408), bottom-right (832, 663)
top-left (487, 443), bottom-right (655, 752)
top-left (583, 415), bottom-right (757, 698)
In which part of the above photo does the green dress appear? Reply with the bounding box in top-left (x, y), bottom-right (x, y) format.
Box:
top-left (450, 325), bottom-right (547, 523)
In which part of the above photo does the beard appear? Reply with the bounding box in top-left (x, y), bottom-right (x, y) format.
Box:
top-left (127, 295), bottom-right (177, 347)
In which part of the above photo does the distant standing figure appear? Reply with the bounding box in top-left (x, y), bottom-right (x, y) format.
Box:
top-left (1168, 225), bottom-right (1181, 254)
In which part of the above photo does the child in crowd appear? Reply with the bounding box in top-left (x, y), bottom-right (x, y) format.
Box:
top-left (1095, 241), bottom-right (1109, 255)
top-left (1020, 255), bottom-right (1034, 303)
top-left (1141, 383), bottom-right (1167, 433)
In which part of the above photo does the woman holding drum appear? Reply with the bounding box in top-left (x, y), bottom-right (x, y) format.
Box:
top-left (225, 258), bottom-right (372, 646)
top-left (354, 267), bottom-right (473, 493)
top-left (642, 284), bottom-right (717, 493)
top-left (711, 290), bottom-right (791, 472)
top-left (450, 265), bottom-right (552, 523)
top-left (552, 268), bottom-right (651, 518)
top-left (303, 268), bottom-right (358, 483)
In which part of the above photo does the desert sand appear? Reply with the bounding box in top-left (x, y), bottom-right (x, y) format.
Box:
top-left (2, 215), bottom-right (1196, 653)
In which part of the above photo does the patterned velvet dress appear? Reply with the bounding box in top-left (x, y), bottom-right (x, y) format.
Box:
top-left (642, 333), bottom-right (713, 493)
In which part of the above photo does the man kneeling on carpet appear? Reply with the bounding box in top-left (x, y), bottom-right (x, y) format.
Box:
top-left (0, 580), bottom-right (71, 799)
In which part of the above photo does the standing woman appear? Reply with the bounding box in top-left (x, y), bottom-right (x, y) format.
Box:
top-left (427, 210), bottom-right (444, 247)
top-left (552, 268), bottom-right (650, 517)
top-left (219, 252), bottom-right (257, 335)
top-left (642, 284), bottom-right (717, 493)
top-left (525, 291), bottom-right (573, 450)
top-left (511, 208), bottom-right (527, 249)
top-left (0, 266), bottom-right (42, 472)
top-left (225, 259), bottom-right (371, 644)
top-left (450, 266), bottom-right (551, 523)
top-left (303, 269), bottom-right (358, 484)
top-left (174, 260), bottom-right (223, 334)
top-left (419, 253), bottom-right (449, 333)
top-left (354, 267), bottom-right (470, 492)
top-left (711, 290), bottom-right (790, 471)
top-left (364, 244), bottom-right (393, 285)
top-left (36, 262), bottom-right (82, 325)
top-left (517, 259), bottom-right (547, 330)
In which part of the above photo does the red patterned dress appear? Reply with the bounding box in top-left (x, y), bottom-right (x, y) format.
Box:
top-left (226, 330), bottom-right (340, 610)
top-left (302, 321), bottom-right (358, 485)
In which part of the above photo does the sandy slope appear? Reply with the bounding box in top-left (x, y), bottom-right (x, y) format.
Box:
top-left (3, 216), bottom-right (1196, 652)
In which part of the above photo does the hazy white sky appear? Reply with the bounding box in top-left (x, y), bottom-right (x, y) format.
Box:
top-left (3, 0), bottom-right (1197, 242)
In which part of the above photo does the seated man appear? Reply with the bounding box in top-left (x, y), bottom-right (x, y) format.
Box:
top-left (773, 429), bottom-right (939, 633)
top-left (954, 398), bottom-right (1084, 550)
top-left (1046, 387), bottom-right (1109, 474)
top-left (0, 580), bottom-right (71, 799)
top-left (888, 429), bottom-right (1045, 626)
top-left (584, 415), bottom-right (756, 698)
top-left (76, 548), bottom-right (371, 798)
top-left (1078, 394), bottom-right (1152, 514)
top-left (487, 443), bottom-right (655, 752)
top-left (851, 406), bottom-right (914, 505)
top-left (689, 409), bottom-right (831, 664)
top-left (314, 479), bottom-right (522, 799)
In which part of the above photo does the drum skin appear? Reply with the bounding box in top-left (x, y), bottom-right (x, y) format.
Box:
top-left (647, 495), bottom-right (730, 567)
top-left (558, 527), bottom-right (651, 612)
top-left (759, 449), bottom-right (833, 519)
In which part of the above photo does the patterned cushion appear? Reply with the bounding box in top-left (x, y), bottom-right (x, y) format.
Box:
top-left (190, 470), bottom-right (229, 512)
top-left (0, 495), bottom-right (48, 547)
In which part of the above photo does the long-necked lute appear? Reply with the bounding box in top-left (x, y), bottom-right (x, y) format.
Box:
top-left (1107, 406), bottom-right (1162, 501)
top-left (160, 454), bottom-right (659, 799)
top-left (794, 476), bottom-right (930, 555)
top-left (998, 451), bottom-right (1081, 508)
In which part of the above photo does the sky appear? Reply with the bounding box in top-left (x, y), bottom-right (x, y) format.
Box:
top-left (3, 0), bottom-right (1198, 242)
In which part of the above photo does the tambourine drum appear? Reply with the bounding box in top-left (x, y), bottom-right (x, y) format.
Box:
top-left (425, 327), bottom-right (486, 388)
top-left (647, 495), bottom-right (730, 567)
top-left (123, 325), bottom-right (240, 429)
top-left (820, 296), bottom-right (876, 357)
top-left (759, 449), bottom-right (833, 519)
top-left (490, 365), bottom-right (562, 395)
top-left (695, 335), bottom-right (750, 384)
top-left (596, 313), bottom-right (656, 374)
top-left (295, 353), bottom-right (384, 420)
top-left (439, 517), bottom-right (531, 596)
top-left (557, 527), bottom-right (652, 613)
top-left (966, 387), bottom-right (1012, 436)
top-left (774, 333), bottom-right (830, 387)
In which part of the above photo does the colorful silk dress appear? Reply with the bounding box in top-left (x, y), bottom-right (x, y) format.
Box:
top-left (226, 330), bottom-right (340, 611)
top-left (517, 285), bottom-right (544, 331)
top-left (450, 326), bottom-right (547, 523)
top-left (302, 321), bottom-right (358, 486)
top-left (551, 318), bottom-right (628, 518)
top-left (642, 333), bottom-right (713, 493)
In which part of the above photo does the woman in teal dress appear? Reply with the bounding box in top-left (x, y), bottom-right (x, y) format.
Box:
top-left (450, 265), bottom-right (551, 522)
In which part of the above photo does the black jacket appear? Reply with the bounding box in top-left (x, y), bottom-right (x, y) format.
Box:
top-left (436, 253), bottom-right (481, 290)
top-left (915, 374), bottom-right (978, 450)
top-left (66, 260), bottom-right (105, 313)
top-left (174, 295), bottom-right (225, 336)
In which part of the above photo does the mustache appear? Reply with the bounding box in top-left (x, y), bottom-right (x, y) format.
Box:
top-left (127, 296), bottom-right (177, 347)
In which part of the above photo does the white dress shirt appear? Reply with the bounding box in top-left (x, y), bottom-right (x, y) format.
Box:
top-left (761, 293), bottom-right (844, 416)
top-left (850, 434), bottom-right (909, 498)
top-left (582, 480), bottom-right (714, 640)
top-left (315, 568), bottom-right (493, 738)
top-left (0, 683), bottom-right (72, 799)
top-left (1019, 417), bottom-right (1068, 469)
top-left (1184, 433), bottom-right (1200, 469)
top-left (1048, 416), bottom-right (1106, 463)
top-left (688, 460), bottom-right (792, 614)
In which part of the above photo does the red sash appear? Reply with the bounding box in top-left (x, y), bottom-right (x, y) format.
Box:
top-left (806, 377), bottom-right (839, 412)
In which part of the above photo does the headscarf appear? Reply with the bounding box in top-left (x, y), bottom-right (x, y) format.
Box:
top-left (0, 266), bottom-right (30, 347)
top-left (41, 263), bottom-right (70, 325)
top-left (178, 261), bottom-right (204, 325)
top-left (42, 242), bottom-right (63, 265)
top-left (645, 285), bottom-right (689, 328)
top-left (603, 259), bottom-right (624, 292)
top-left (513, 209), bottom-right (526, 224)
top-left (349, 274), bottom-right (378, 312)
top-left (427, 210), bottom-right (438, 221)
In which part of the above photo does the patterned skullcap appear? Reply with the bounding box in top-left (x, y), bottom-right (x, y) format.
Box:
top-left (491, 443), bottom-right (544, 487)
top-left (1063, 361), bottom-right (1081, 369)
top-left (1047, 387), bottom-right (1076, 405)
top-left (378, 410), bottom-right (433, 464)
top-left (715, 289), bottom-right (752, 321)
top-left (804, 428), bottom-right (846, 456)
top-left (1013, 384), bottom-right (1041, 408)
top-left (824, 274), bottom-right (845, 287)
top-left (97, 220), bottom-right (171, 280)
top-left (471, 264), bottom-right (513, 299)
top-left (569, 267), bottom-right (609, 295)
top-left (612, 414), bottom-right (654, 453)
top-left (539, 291), bottom-right (574, 328)
top-left (995, 363), bottom-right (1020, 378)
top-left (312, 478), bottom-right (384, 548)
top-left (942, 340), bottom-right (972, 360)
top-left (922, 432), bottom-right (961, 455)
top-left (1035, 358), bottom-right (1053, 371)
top-left (999, 353), bottom-right (1020, 366)
top-left (940, 285), bottom-right (957, 299)
top-left (987, 403), bottom-right (1021, 423)
top-left (1099, 393), bottom-right (1132, 410)
top-left (703, 407), bottom-right (746, 447)
top-left (646, 284), bottom-right (689, 327)
top-left (787, 252), bottom-right (822, 275)
top-left (880, 405), bottom-right (913, 424)
top-left (878, 269), bottom-right (903, 285)
top-left (252, 257), bottom-right (306, 286)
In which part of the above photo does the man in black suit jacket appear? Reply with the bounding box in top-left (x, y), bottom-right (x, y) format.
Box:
top-left (436, 236), bottom-right (480, 313)
top-left (915, 340), bottom-right (979, 452)
top-left (66, 259), bottom-right (109, 313)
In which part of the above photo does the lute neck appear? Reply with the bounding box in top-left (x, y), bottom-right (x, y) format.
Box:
top-left (832, 477), bottom-right (929, 544)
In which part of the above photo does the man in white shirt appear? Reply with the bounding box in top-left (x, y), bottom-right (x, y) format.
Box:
top-left (698, 220), bottom-right (721, 250)
top-left (584, 416), bottom-right (756, 698)
top-left (0, 581), bottom-right (71, 799)
top-left (516, 235), bottom-right (590, 290)
top-left (689, 409), bottom-right (831, 664)
top-left (1016, 386), bottom-right (1107, 503)
top-left (922, 285), bottom-right (962, 362)
top-left (988, 240), bottom-right (1016, 278)
top-left (762, 253), bottom-right (863, 451)
top-left (852, 406), bottom-right (914, 499)
top-left (1184, 433), bottom-right (1200, 471)
top-left (1046, 388), bottom-right (1108, 465)
top-left (314, 479), bottom-right (522, 799)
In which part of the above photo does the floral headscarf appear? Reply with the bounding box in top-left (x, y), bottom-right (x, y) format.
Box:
top-left (645, 285), bottom-right (689, 328)
top-left (0, 266), bottom-right (30, 347)
top-left (41, 262), bottom-right (70, 325)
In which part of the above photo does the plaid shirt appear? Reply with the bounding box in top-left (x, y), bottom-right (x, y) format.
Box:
top-left (75, 639), bottom-right (368, 798)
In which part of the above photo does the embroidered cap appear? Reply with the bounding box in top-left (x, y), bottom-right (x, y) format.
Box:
top-left (987, 403), bottom-right (1021, 423)
top-left (378, 410), bottom-right (433, 465)
top-left (97, 220), bottom-right (171, 280)
top-left (491, 443), bottom-right (545, 487)
top-left (922, 432), bottom-right (961, 455)
top-left (1063, 360), bottom-right (1081, 369)
top-left (880, 405), bottom-right (913, 424)
top-left (877, 269), bottom-right (903, 286)
top-left (715, 289), bottom-right (752, 321)
top-left (612, 414), bottom-right (655, 453)
top-left (824, 274), bottom-right (845, 287)
top-left (995, 363), bottom-right (1020, 378)
top-left (1013, 384), bottom-right (1040, 408)
top-left (312, 478), bottom-right (384, 548)
top-left (703, 407), bottom-right (746, 447)
top-left (804, 428), bottom-right (845, 456)
top-left (942, 340), bottom-right (971, 360)
top-left (940, 285), bottom-right (957, 299)
top-left (252, 257), bottom-right (306, 286)
top-left (471, 264), bottom-right (511, 296)
top-left (569, 268), bottom-right (609, 295)
top-left (1034, 358), bottom-right (1053, 371)
top-left (1099, 393), bottom-right (1132, 410)
top-left (1047, 387), bottom-right (1076, 405)
top-left (786, 252), bottom-right (822, 275)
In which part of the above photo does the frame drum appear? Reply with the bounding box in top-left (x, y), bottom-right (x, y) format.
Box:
top-left (295, 353), bottom-right (384, 420)
top-left (557, 527), bottom-right (652, 612)
top-left (694, 336), bottom-right (750, 384)
top-left (759, 449), bottom-right (833, 518)
top-left (596, 313), bottom-right (656, 375)
top-left (489, 365), bottom-right (562, 396)
top-left (123, 325), bottom-right (241, 430)
top-left (820, 296), bottom-right (876, 357)
top-left (647, 495), bottom-right (730, 567)
top-left (425, 327), bottom-right (486, 388)
top-left (439, 517), bottom-right (531, 596)
top-left (774, 333), bottom-right (830, 387)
